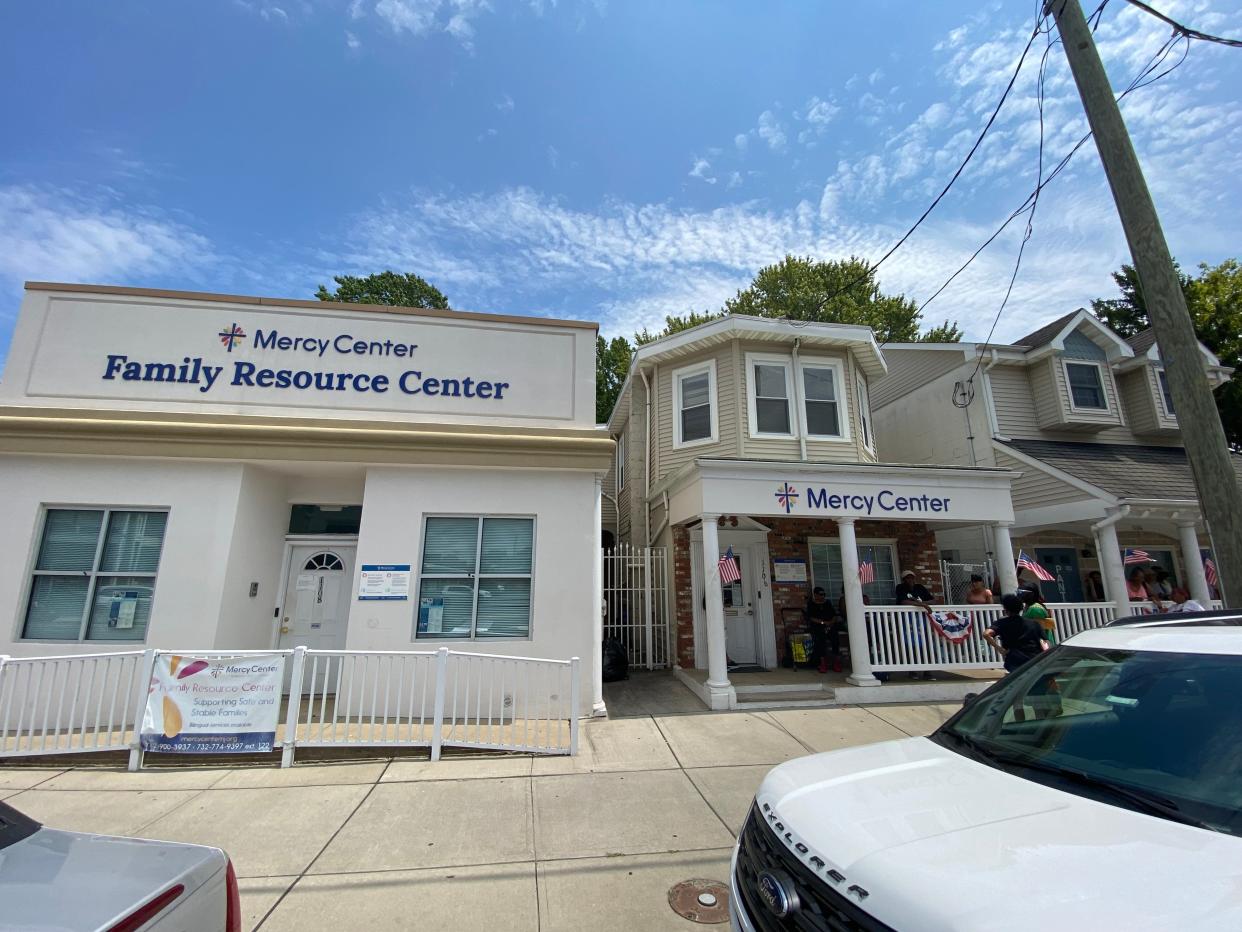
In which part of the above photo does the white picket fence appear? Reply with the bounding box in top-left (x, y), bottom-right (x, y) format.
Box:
top-left (864, 601), bottom-right (1128, 672)
top-left (602, 543), bottom-right (671, 669)
top-left (0, 646), bottom-right (579, 769)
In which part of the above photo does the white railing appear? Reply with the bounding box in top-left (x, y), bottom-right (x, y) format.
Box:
top-left (0, 651), bottom-right (146, 756)
top-left (863, 601), bottom-right (1120, 673)
top-left (603, 543), bottom-right (671, 669)
top-left (0, 646), bottom-right (579, 769)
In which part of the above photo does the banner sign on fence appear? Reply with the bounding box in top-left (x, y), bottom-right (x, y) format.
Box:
top-left (358, 564), bottom-right (412, 600)
top-left (140, 654), bottom-right (285, 753)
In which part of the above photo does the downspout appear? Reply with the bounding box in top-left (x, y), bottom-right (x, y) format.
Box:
top-left (791, 338), bottom-right (807, 461)
top-left (639, 366), bottom-right (653, 545)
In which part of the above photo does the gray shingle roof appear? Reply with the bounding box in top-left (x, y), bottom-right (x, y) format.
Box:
top-left (1002, 438), bottom-right (1242, 501)
top-left (1013, 310), bottom-right (1079, 349)
top-left (1126, 329), bottom-right (1158, 354)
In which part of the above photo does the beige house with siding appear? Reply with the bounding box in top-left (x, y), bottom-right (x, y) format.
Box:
top-left (605, 315), bottom-right (1018, 709)
top-left (872, 308), bottom-right (1236, 615)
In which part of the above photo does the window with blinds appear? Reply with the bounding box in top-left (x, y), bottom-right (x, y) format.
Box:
top-left (416, 516), bottom-right (534, 640)
top-left (808, 541), bottom-right (897, 606)
top-left (23, 509), bottom-right (167, 641)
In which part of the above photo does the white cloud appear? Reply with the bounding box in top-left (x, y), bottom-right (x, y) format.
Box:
top-left (0, 185), bottom-right (215, 300)
top-left (797, 95), bottom-right (840, 143)
top-left (374, 0), bottom-right (441, 35)
top-left (757, 110), bottom-right (787, 152)
top-left (349, 0), bottom-right (365, 18)
top-left (345, 30), bottom-right (361, 49)
top-left (547, 145), bottom-right (560, 169)
top-left (689, 157), bottom-right (717, 184)
top-left (868, 68), bottom-right (884, 85)
top-left (496, 93), bottom-right (515, 113)
top-left (734, 133), bottom-right (748, 152)
top-left (727, 171), bottom-right (743, 189)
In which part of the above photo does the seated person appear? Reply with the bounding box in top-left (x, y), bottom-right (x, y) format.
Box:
top-left (805, 586), bottom-right (841, 673)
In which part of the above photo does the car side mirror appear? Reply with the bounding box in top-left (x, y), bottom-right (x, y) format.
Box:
top-left (962, 692), bottom-right (978, 708)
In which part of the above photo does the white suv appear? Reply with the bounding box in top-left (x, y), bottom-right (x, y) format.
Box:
top-left (731, 615), bottom-right (1242, 931)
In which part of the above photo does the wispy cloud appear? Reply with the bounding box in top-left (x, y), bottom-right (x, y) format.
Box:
top-left (0, 185), bottom-right (216, 312)
top-left (688, 157), bottom-right (716, 185)
top-left (496, 93), bottom-right (515, 113)
top-left (345, 29), bottom-right (361, 49)
top-left (757, 110), bottom-right (787, 152)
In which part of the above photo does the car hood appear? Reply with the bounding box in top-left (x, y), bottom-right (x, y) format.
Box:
top-left (0, 825), bottom-right (226, 931)
top-left (756, 737), bottom-right (1242, 932)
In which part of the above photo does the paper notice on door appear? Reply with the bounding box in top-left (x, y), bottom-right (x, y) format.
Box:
top-left (296, 574), bottom-right (316, 591)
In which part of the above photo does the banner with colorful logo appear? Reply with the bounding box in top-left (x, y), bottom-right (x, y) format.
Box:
top-left (140, 654), bottom-right (285, 753)
top-left (929, 610), bottom-right (973, 644)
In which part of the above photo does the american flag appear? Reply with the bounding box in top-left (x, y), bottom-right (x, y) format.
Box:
top-left (858, 559), bottom-right (875, 585)
top-left (1123, 548), bottom-right (1152, 566)
top-left (1016, 550), bottom-right (1055, 582)
top-left (718, 546), bottom-right (741, 585)
top-left (1205, 557), bottom-right (1218, 588)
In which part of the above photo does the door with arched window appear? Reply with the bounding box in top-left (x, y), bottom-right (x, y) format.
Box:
top-left (279, 544), bottom-right (354, 653)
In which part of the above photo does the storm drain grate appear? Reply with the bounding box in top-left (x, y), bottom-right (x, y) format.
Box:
top-left (668, 879), bottom-right (730, 924)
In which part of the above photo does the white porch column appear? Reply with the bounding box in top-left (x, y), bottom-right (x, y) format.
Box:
top-left (838, 518), bottom-right (879, 687)
top-left (700, 514), bottom-right (732, 710)
top-left (592, 476), bottom-right (606, 716)
top-left (992, 522), bottom-right (1019, 595)
top-left (1096, 520), bottom-right (1131, 619)
top-left (1178, 521), bottom-right (1212, 606)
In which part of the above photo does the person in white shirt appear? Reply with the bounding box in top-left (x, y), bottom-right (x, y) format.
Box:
top-left (1153, 587), bottom-right (1206, 613)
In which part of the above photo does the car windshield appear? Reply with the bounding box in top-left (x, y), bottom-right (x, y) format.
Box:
top-left (936, 645), bottom-right (1242, 837)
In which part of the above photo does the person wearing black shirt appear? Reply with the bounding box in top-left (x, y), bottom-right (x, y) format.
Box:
top-left (984, 592), bottom-right (1048, 673)
top-left (804, 586), bottom-right (840, 673)
top-left (894, 571), bottom-right (933, 607)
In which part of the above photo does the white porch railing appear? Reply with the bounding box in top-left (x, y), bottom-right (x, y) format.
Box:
top-left (0, 646), bottom-right (580, 769)
top-left (864, 601), bottom-right (1122, 673)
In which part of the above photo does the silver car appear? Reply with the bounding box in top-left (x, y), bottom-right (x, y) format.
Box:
top-left (0, 800), bottom-right (238, 931)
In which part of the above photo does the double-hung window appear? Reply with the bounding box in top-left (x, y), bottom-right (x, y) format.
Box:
top-left (417, 516), bottom-right (534, 640)
top-left (674, 361), bottom-right (717, 447)
top-left (809, 541), bottom-right (897, 606)
top-left (747, 355), bottom-right (794, 436)
top-left (798, 359), bottom-right (848, 440)
top-left (24, 508), bottom-right (167, 642)
top-left (856, 374), bottom-right (873, 450)
top-left (1157, 369), bottom-right (1176, 417)
top-left (1065, 361), bottom-right (1107, 410)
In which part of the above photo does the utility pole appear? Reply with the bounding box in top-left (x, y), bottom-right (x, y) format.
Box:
top-left (1047, 0), bottom-right (1241, 606)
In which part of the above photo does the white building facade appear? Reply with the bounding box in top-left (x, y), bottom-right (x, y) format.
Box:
top-left (0, 283), bottom-right (611, 715)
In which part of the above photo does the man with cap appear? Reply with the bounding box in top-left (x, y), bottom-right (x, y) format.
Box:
top-left (894, 571), bottom-right (933, 608)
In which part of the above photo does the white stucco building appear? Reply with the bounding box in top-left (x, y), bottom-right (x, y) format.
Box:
top-left (0, 283), bottom-right (611, 715)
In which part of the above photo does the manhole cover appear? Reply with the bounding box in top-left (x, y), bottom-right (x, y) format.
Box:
top-left (668, 879), bottom-right (730, 924)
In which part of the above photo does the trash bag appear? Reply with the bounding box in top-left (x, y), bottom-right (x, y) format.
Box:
top-left (601, 637), bottom-right (630, 682)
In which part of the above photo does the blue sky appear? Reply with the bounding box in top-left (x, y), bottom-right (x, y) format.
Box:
top-left (1, 0), bottom-right (1240, 363)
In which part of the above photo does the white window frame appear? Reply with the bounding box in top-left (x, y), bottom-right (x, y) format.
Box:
top-left (615, 430), bottom-right (626, 490)
top-left (807, 537), bottom-right (898, 605)
top-left (796, 356), bottom-right (852, 442)
top-left (1062, 359), bottom-right (1111, 413)
top-left (20, 506), bottom-right (168, 643)
top-left (413, 514), bottom-right (536, 642)
top-left (745, 352), bottom-right (796, 439)
top-left (1156, 368), bottom-right (1176, 419)
top-left (672, 359), bottom-right (719, 449)
top-left (855, 372), bottom-right (874, 452)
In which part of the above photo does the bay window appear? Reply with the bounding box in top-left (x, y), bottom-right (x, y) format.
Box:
top-left (798, 359), bottom-right (848, 440)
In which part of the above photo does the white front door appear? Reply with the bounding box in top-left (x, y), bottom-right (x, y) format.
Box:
top-left (279, 545), bottom-right (354, 652)
top-left (721, 550), bottom-right (758, 666)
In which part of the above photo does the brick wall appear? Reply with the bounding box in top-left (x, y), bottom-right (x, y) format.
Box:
top-left (670, 516), bottom-right (940, 668)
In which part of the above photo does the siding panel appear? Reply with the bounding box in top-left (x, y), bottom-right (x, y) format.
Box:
top-left (995, 450), bottom-right (1091, 510)
top-left (871, 348), bottom-right (969, 409)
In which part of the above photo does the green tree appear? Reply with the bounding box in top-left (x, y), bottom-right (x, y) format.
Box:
top-left (315, 271), bottom-right (449, 310)
top-left (596, 335), bottom-right (632, 422)
top-left (646, 256), bottom-right (961, 343)
top-left (1091, 259), bottom-right (1241, 447)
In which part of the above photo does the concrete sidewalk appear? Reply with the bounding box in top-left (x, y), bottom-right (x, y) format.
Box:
top-left (0, 703), bottom-right (960, 930)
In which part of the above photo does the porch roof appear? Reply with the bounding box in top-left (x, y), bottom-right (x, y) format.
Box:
top-left (661, 456), bottom-right (1017, 528)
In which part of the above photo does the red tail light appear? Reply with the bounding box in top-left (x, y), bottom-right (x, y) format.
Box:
top-left (225, 859), bottom-right (241, 932)
top-left (106, 883), bottom-right (185, 932)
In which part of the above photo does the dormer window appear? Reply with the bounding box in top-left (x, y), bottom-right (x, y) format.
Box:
top-left (1158, 369), bottom-right (1175, 417)
top-left (1065, 361), bottom-right (1107, 411)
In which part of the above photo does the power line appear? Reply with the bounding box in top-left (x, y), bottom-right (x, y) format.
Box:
top-left (1117, 0), bottom-right (1242, 48)
top-left (919, 24), bottom-right (1189, 344)
top-left (790, 11), bottom-right (1045, 334)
